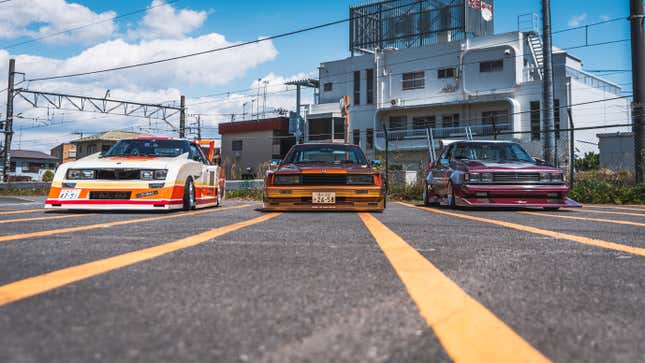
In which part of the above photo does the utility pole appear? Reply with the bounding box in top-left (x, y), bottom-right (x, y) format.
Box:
top-left (196, 115), bottom-right (202, 140)
top-left (630, 0), bottom-right (645, 183)
top-left (256, 78), bottom-right (261, 121)
top-left (179, 95), bottom-right (186, 138)
top-left (542, 0), bottom-right (556, 165)
top-left (2, 59), bottom-right (15, 182)
top-left (295, 84), bottom-right (301, 144)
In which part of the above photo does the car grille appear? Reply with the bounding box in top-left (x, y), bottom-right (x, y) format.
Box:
top-left (96, 169), bottom-right (141, 180)
top-left (302, 174), bottom-right (347, 185)
top-left (492, 172), bottom-right (541, 183)
top-left (89, 191), bottom-right (131, 200)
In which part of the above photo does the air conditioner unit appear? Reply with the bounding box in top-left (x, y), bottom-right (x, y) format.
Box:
top-left (390, 98), bottom-right (401, 106)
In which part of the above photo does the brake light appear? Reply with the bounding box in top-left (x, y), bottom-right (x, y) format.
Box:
top-left (374, 174), bottom-right (382, 186)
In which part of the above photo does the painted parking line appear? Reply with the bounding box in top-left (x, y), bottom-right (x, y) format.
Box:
top-left (585, 205), bottom-right (645, 212)
top-left (399, 203), bottom-right (645, 257)
top-left (0, 213), bottom-right (96, 225)
top-left (0, 209), bottom-right (45, 216)
top-left (0, 204), bottom-right (254, 243)
top-left (0, 212), bottom-right (280, 307)
top-left (519, 211), bottom-right (645, 227)
top-left (571, 209), bottom-right (645, 218)
top-left (359, 213), bottom-right (548, 363)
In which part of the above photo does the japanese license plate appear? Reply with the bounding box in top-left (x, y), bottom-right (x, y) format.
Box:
top-left (312, 192), bottom-right (335, 204)
top-left (58, 189), bottom-right (81, 200)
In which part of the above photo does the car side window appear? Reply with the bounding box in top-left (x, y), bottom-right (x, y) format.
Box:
top-left (440, 145), bottom-right (453, 161)
top-left (189, 144), bottom-right (209, 164)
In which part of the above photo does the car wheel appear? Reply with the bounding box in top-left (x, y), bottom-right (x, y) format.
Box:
top-left (183, 178), bottom-right (196, 211)
top-left (422, 182), bottom-right (429, 206)
top-left (446, 182), bottom-right (456, 209)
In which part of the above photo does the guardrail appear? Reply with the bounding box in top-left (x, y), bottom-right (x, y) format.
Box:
top-left (225, 179), bottom-right (264, 191)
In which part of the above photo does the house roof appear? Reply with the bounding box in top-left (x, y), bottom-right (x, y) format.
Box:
top-left (72, 130), bottom-right (151, 143)
top-left (218, 117), bottom-right (289, 134)
top-left (12, 150), bottom-right (59, 161)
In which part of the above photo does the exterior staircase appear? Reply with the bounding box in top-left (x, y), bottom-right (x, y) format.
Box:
top-left (526, 32), bottom-right (544, 80)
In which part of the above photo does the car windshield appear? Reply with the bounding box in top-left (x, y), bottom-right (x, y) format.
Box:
top-left (103, 139), bottom-right (190, 157)
top-left (452, 142), bottom-right (535, 163)
top-left (284, 144), bottom-right (368, 165)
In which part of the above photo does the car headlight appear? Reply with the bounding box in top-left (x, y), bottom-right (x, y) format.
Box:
top-left (540, 172), bottom-right (551, 182)
top-left (154, 169), bottom-right (168, 180)
top-left (67, 169), bottom-right (95, 179)
top-left (549, 172), bottom-right (564, 183)
top-left (347, 174), bottom-right (374, 185)
top-left (465, 173), bottom-right (481, 183)
top-left (140, 170), bottom-right (154, 180)
top-left (481, 172), bottom-right (494, 183)
top-left (274, 175), bottom-right (301, 185)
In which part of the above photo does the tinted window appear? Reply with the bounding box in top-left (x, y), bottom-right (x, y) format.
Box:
top-left (452, 142), bottom-right (534, 163)
top-left (104, 139), bottom-right (191, 157)
top-left (284, 144), bottom-right (368, 165)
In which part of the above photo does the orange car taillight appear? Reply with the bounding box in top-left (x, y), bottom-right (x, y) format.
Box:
top-left (374, 174), bottom-right (382, 186)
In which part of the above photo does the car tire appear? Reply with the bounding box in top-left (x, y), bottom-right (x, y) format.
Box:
top-left (447, 182), bottom-right (456, 209)
top-left (183, 177), bottom-right (196, 211)
top-left (423, 182), bottom-right (431, 206)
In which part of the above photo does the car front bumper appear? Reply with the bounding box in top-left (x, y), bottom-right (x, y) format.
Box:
top-left (455, 184), bottom-right (581, 208)
top-left (45, 180), bottom-right (185, 211)
top-left (263, 186), bottom-right (385, 211)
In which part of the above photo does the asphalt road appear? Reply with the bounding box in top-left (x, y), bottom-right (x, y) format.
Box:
top-left (0, 197), bottom-right (643, 362)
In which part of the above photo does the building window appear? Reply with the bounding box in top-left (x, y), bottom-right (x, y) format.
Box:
top-left (389, 116), bottom-right (406, 130)
top-left (68, 151), bottom-right (76, 158)
top-left (530, 101), bottom-right (541, 141)
top-left (366, 128), bottom-right (374, 149)
top-left (442, 114), bottom-right (460, 128)
top-left (77, 145), bottom-right (82, 154)
top-left (366, 69), bottom-right (374, 105)
top-left (353, 129), bottom-right (360, 146)
top-left (413, 116), bottom-right (436, 129)
top-left (323, 83), bottom-right (332, 92)
top-left (87, 144), bottom-right (97, 154)
top-left (232, 140), bottom-right (243, 151)
top-left (554, 99), bottom-right (560, 140)
top-left (481, 111), bottom-right (510, 132)
top-left (437, 68), bottom-right (455, 79)
top-left (480, 60), bottom-right (504, 73)
top-left (402, 71), bottom-right (425, 90)
top-left (353, 71), bottom-right (361, 105)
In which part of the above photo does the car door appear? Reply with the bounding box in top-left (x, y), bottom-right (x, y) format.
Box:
top-left (431, 144), bottom-right (454, 196)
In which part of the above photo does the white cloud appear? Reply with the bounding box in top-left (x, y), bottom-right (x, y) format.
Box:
top-left (568, 13), bottom-right (588, 27)
top-left (129, 0), bottom-right (208, 40)
top-left (600, 15), bottom-right (610, 22)
top-left (0, 0), bottom-right (116, 45)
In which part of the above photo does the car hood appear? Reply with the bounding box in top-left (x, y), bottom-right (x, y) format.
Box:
top-left (461, 160), bottom-right (561, 171)
top-left (276, 163), bottom-right (373, 174)
top-left (65, 153), bottom-right (187, 170)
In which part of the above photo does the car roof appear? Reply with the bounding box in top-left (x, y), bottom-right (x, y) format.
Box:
top-left (441, 139), bottom-right (516, 146)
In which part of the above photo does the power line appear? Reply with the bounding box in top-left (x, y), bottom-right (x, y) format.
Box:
top-left (26, 7), bottom-right (627, 83)
top-left (1, 0), bottom-right (181, 50)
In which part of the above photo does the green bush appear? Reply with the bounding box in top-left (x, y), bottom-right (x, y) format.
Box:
top-left (42, 170), bottom-right (55, 182)
top-left (387, 180), bottom-right (424, 201)
top-left (569, 169), bottom-right (645, 204)
top-left (225, 190), bottom-right (263, 200)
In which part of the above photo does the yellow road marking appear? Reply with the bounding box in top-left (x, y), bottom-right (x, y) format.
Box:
top-left (571, 209), bottom-right (645, 218)
top-left (400, 203), bottom-right (645, 257)
top-left (519, 211), bottom-right (645, 227)
top-left (585, 205), bottom-right (645, 212)
top-left (0, 213), bottom-right (95, 225)
top-left (0, 212), bottom-right (280, 306)
top-left (0, 209), bottom-right (44, 215)
top-left (359, 213), bottom-right (549, 363)
top-left (0, 204), bottom-right (253, 243)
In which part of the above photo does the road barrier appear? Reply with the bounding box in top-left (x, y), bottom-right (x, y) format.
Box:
top-left (225, 179), bottom-right (264, 191)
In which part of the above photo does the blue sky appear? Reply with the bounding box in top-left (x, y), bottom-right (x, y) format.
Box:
top-left (0, 0), bottom-right (634, 149)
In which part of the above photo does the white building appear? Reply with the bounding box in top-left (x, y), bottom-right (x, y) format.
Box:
top-left (306, 0), bottom-right (630, 172)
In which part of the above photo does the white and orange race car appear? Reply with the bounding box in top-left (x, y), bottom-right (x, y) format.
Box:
top-left (45, 137), bottom-right (222, 211)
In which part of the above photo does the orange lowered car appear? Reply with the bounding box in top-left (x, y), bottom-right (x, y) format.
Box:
top-left (263, 143), bottom-right (385, 212)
